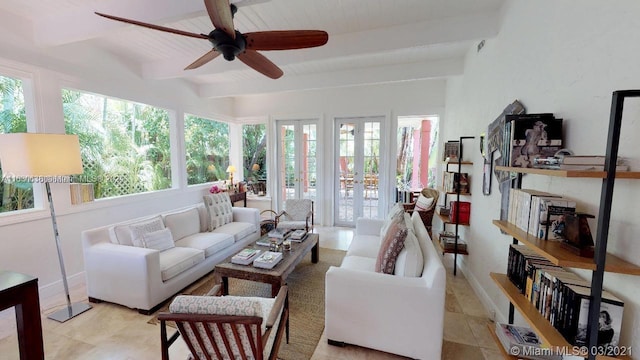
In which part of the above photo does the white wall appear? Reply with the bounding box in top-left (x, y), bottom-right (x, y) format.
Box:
top-left (443, 0), bottom-right (640, 351)
top-left (234, 79), bottom-right (446, 225)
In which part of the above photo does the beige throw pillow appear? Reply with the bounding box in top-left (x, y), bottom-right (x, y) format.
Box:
top-left (128, 216), bottom-right (166, 248)
top-left (414, 194), bottom-right (434, 211)
top-left (142, 228), bottom-right (175, 251)
top-left (203, 193), bottom-right (234, 231)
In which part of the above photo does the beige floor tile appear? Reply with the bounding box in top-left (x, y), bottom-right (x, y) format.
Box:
top-left (444, 311), bottom-right (478, 347)
top-left (466, 316), bottom-right (498, 349)
top-left (481, 347), bottom-right (505, 360)
top-left (445, 286), bottom-right (463, 313)
top-left (442, 340), bottom-right (487, 360)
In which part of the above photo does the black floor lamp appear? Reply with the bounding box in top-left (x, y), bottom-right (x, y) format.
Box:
top-left (0, 133), bottom-right (92, 322)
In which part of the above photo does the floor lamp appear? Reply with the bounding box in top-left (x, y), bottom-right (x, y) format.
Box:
top-left (0, 133), bottom-right (92, 322)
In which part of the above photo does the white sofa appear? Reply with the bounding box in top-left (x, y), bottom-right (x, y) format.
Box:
top-left (325, 210), bottom-right (446, 360)
top-left (82, 197), bottom-right (260, 314)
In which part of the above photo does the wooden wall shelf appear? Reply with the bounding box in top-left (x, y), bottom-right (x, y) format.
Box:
top-left (495, 166), bottom-right (640, 179)
top-left (492, 220), bottom-right (640, 275)
top-left (433, 233), bottom-right (468, 255)
top-left (438, 213), bottom-right (470, 226)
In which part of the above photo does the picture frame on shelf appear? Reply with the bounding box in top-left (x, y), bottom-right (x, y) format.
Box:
top-left (443, 141), bottom-right (460, 162)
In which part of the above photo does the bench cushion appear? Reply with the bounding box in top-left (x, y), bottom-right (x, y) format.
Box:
top-left (163, 208), bottom-right (200, 241)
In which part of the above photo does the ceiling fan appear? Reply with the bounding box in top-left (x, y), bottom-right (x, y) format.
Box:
top-left (95, 0), bottom-right (328, 79)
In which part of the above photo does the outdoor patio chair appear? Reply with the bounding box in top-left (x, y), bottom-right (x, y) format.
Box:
top-left (159, 285), bottom-right (289, 360)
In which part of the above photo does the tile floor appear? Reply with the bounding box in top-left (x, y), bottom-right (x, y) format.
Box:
top-left (0, 226), bottom-right (503, 359)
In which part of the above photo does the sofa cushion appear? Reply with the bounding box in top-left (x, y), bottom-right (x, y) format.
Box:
top-left (340, 255), bottom-right (376, 272)
top-left (174, 232), bottom-right (235, 257)
top-left (143, 228), bottom-right (175, 252)
top-left (394, 227), bottom-right (424, 277)
top-left (375, 217), bottom-right (408, 274)
top-left (203, 193), bottom-right (234, 231)
top-left (276, 220), bottom-right (307, 231)
top-left (213, 222), bottom-right (256, 242)
top-left (163, 208), bottom-right (200, 241)
top-left (128, 216), bottom-right (166, 248)
top-left (414, 194), bottom-right (434, 211)
top-left (159, 247), bottom-right (205, 281)
top-left (346, 234), bottom-right (381, 258)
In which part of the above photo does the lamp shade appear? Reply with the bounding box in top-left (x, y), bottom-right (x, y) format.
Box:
top-left (226, 165), bottom-right (236, 174)
top-left (251, 163), bottom-right (260, 171)
top-left (0, 133), bottom-right (83, 177)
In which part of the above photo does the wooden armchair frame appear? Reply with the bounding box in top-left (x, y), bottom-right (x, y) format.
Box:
top-left (403, 188), bottom-right (439, 236)
top-left (159, 285), bottom-right (289, 360)
top-left (275, 199), bottom-right (314, 232)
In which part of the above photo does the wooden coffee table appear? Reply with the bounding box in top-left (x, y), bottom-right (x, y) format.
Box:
top-left (214, 233), bottom-right (319, 297)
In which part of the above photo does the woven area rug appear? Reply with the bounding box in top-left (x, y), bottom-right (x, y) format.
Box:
top-left (148, 247), bottom-right (345, 360)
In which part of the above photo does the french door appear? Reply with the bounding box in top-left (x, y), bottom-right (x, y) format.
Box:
top-left (276, 120), bottom-right (317, 209)
top-left (334, 116), bottom-right (382, 226)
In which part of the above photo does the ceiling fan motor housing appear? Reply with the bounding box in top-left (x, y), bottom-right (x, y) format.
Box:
top-left (208, 29), bottom-right (246, 61)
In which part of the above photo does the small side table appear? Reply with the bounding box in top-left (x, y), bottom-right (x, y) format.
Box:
top-left (0, 270), bottom-right (44, 360)
top-left (229, 191), bottom-right (247, 207)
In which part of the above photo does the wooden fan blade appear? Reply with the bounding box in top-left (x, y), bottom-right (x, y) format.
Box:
top-left (237, 50), bottom-right (283, 79)
top-left (185, 49), bottom-right (221, 70)
top-left (204, 0), bottom-right (236, 39)
top-left (244, 30), bottom-right (328, 50)
top-left (95, 12), bottom-right (208, 40)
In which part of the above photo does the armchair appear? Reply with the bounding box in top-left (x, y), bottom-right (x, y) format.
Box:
top-left (275, 199), bottom-right (314, 232)
top-left (159, 285), bottom-right (289, 360)
top-left (402, 188), bottom-right (439, 236)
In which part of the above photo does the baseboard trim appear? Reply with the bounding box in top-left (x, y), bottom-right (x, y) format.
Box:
top-left (456, 257), bottom-right (507, 324)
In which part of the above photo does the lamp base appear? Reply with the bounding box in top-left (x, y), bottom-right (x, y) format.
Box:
top-left (47, 302), bottom-right (92, 323)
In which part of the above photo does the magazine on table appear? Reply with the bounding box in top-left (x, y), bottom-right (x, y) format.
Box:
top-left (267, 228), bottom-right (291, 239)
top-left (231, 248), bottom-right (261, 265)
top-left (253, 251), bottom-right (283, 269)
top-left (256, 237), bottom-right (284, 247)
top-left (289, 229), bottom-right (308, 242)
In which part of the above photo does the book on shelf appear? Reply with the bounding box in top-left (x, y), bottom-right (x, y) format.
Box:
top-left (231, 248), bottom-right (261, 265)
top-left (536, 198), bottom-right (576, 241)
top-left (494, 322), bottom-right (561, 360)
top-left (507, 113), bottom-right (563, 169)
top-left (566, 285), bottom-right (624, 349)
top-left (253, 251), bottom-right (283, 269)
top-left (561, 155), bottom-right (625, 165)
top-left (267, 228), bottom-right (290, 239)
top-left (558, 164), bottom-right (629, 171)
top-left (442, 172), bottom-right (470, 194)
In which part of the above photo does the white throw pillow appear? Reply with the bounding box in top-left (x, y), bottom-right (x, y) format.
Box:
top-left (203, 193), bottom-right (234, 231)
top-left (414, 194), bottom-right (434, 211)
top-left (386, 202), bottom-right (405, 221)
top-left (394, 227), bottom-right (424, 277)
top-left (128, 216), bottom-right (165, 247)
top-left (143, 228), bottom-right (175, 251)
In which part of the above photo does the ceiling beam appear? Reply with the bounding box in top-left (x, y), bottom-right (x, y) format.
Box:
top-left (33, 0), bottom-right (206, 46)
top-left (197, 57), bottom-right (464, 98)
top-left (141, 11), bottom-right (499, 80)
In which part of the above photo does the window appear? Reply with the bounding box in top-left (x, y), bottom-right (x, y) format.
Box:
top-left (63, 89), bottom-right (171, 199)
top-left (396, 116), bottom-right (439, 189)
top-left (242, 123), bottom-right (267, 184)
top-left (0, 75), bottom-right (33, 213)
top-left (184, 114), bottom-right (229, 185)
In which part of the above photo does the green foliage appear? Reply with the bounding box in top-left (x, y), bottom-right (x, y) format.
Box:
top-left (63, 89), bottom-right (171, 199)
top-left (0, 75), bottom-right (33, 213)
top-left (184, 115), bottom-right (229, 185)
top-left (242, 124), bottom-right (266, 180)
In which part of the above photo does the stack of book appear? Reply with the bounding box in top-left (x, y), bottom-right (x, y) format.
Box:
top-left (507, 188), bottom-right (576, 241)
top-left (267, 228), bottom-right (290, 239)
top-left (231, 248), bottom-right (261, 265)
top-left (442, 172), bottom-right (469, 194)
top-left (494, 323), bottom-right (561, 360)
top-left (253, 251), bottom-right (283, 269)
top-left (289, 229), bottom-right (307, 242)
top-left (506, 245), bottom-right (624, 347)
top-left (533, 155), bottom-right (629, 171)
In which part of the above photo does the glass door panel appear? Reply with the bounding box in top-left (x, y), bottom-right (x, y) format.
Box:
top-left (277, 121), bottom-right (317, 208)
top-left (335, 118), bottom-right (381, 226)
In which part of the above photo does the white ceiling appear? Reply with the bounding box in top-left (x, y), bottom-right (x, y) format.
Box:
top-left (0, 0), bottom-right (506, 98)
